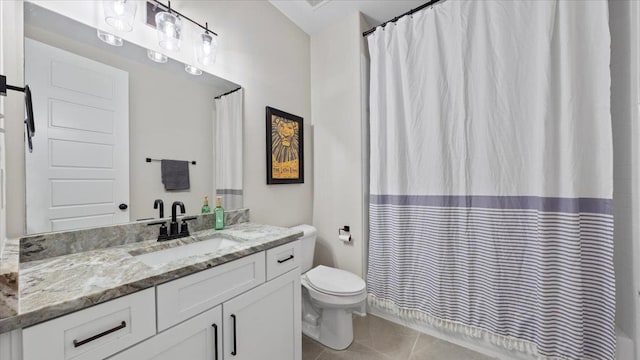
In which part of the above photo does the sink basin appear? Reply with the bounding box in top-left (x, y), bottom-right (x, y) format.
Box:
top-left (134, 237), bottom-right (240, 267)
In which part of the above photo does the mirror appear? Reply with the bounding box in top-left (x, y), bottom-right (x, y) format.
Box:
top-left (23, 3), bottom-right (243, 235)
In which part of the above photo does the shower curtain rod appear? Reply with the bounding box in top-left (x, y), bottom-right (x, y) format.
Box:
top-left (214, 87), bottom-right (242, 100)
top-left (362, 0), bottom-right (443, 37)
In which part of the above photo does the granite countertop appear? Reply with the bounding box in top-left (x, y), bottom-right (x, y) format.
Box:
top-left (0, 238), bottom-right (19, 319)
top-left (0, 223), bottom-right (302, 333)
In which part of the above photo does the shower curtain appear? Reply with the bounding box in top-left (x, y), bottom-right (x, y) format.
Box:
top-left (215, 88), bottom-right (243, 210)
top-left (366, 1), bottom-right (614, 359)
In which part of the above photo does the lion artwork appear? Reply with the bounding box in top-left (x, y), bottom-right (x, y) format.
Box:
top-left (271, 115), bottom-right (299, 179)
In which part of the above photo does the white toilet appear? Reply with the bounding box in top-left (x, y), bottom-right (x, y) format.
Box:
top-left (292, 224), bottom-right (367, 350)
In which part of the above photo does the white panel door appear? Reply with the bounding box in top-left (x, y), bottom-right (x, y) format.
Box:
top-left (223, 269), bottom-right (301, 360)
top-left (24, 38), bottom-right (129, 234)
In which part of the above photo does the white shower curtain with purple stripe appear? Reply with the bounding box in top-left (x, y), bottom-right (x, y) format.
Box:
top-left (366, 1), bottom-right (614, 359)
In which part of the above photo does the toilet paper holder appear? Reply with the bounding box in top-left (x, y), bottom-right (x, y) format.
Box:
top-left (339, 226), bottom-right (351, 242)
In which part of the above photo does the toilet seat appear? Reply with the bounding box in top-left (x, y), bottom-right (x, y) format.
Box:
top-left (301, 265), bottom-right (367, 308)
top-left (305, 265), bottom-right (366, 296)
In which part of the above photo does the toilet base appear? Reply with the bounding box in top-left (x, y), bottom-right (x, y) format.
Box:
top-left (302, 307), bottom-right (354, 350)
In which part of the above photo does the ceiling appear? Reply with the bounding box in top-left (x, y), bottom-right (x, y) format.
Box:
top-left (269, 0), bottom-right (427, 35)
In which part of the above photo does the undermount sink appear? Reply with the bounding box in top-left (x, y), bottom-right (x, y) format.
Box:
top-left (134, 236), bottom-right (240, 267)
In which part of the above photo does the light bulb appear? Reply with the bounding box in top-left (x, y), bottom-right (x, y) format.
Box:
top-left (155, 11), bottom-right (182, 51)
top-left (147, 49), bottom-right (168, 63)
top-left (113, 1), bottom-right (125, 16)
top-left (185, 64), bottom-right (202, 76)
top-left (195, 32), bottom-right (218, 66)
top-left (103, 0), bottom-right (136, 32)
top-left (97, 29), bottom-right (123, 46)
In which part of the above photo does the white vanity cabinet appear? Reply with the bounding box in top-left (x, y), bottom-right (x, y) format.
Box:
top-left (223, 268), bottom-right (301, 360)
top-left (3, 240), bottom-right (302, 360)
top-left (111, 267), bottom-right (301, 360)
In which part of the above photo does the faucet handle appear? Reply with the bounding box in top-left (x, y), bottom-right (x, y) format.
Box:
top-left (148, 221), bottom-right (169, 241)
top-left (179, 217), bottom-right (197, 236)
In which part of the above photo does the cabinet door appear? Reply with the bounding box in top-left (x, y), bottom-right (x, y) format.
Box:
top-left (223, 269), bottom-right (301, 360)
top-left (108, 306), bottom-right (222, 360)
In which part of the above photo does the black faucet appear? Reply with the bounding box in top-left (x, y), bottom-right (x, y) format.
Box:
top-left (170, 201), bottom-right (185, 236)
top-left (154, 199), bottom-right (164, 218)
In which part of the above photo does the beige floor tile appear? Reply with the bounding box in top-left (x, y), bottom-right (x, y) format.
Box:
top-left (303, 335), bottom-right (326, 360)
top-left (307, 315), bottom-right (495, 360)
top-left (408, 334), bottom-right (495, 360)
top-left (317, 341), bottom-right (391, 360)
top-left (353, 315), bottom-right (419, 359)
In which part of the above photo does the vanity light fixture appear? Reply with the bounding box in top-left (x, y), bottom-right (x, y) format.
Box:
top-left (147, 49), bottom-right (168, 63)
top-left (155, 9), bottom-right (182, 51)
top-left (195, 23), bottom-right (218, 66)
top-left (103, 0), bottom-right (137, 33)
top-left (97, 29), bottom-right (123, 46)
top-left (147, 1), bottom-right (220, 64)
top-left (184, 64), bottom-right (202, 76)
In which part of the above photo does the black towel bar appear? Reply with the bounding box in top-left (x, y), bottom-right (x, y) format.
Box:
top-left (146, 158), bottom-right (196, 165)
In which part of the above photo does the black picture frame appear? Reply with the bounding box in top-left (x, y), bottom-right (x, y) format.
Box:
top-left (266, 106), bottom-right (304, 184)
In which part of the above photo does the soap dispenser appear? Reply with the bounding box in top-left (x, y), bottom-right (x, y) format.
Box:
top-left (214, 196), bottom-right (224, 230)
top-left (201, 195), bottom-right (211, 213)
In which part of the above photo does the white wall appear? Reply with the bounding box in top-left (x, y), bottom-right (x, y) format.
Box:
top-left (1, 1), bottom-right (24, 245)
top-left (310, 12), bottom-right (369, 277)
top-left (610, 0), bottom-right (640, 358)
top-left (4, 0), bottom-right (312, 237)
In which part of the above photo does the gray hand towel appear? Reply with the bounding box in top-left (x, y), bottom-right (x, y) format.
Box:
top-left (161, 159), bottom-right (190, 191)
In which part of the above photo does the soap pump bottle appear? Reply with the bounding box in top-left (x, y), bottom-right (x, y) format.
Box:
top-left (214, 196), bottom-right (224, 230)
top-left (201, 195), bottom-right (211, 214)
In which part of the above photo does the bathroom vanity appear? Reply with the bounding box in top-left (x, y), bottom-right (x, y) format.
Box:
top-left (0, 220), bottom-right (302, 360)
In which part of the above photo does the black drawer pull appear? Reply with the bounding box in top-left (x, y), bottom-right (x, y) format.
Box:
top-left (231, 314), bottom-right (237, 356)
top-left (212, 323), bottom-right (219, 360)
top-left (72, 321), bottom-right (126, 348)
top-left (277, 255), bottom-right (294, 264)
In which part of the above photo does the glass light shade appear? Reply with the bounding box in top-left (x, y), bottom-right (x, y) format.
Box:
top-left (97, 29), bottom-right (123, 46)
top-left (147, 49), bottom-right (167, 63)
top-left (195, 32), bottom-right (218, 66)
top-left (103, 0), bottom-right (136, 32)
top-left (185, 64), bottom-right (202, 76)
top-left (155, 11), bottom-right (182, 51)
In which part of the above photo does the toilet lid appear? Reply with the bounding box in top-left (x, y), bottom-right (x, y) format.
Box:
top-left (305, 265), bottom-right (366, 296)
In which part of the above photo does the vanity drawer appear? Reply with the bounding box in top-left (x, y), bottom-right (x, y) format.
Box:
top-left (266, 240), bottom-right (301, 281)
top-left (156, 252), bottom-right (265, 331)
top-left (22, 288), bottom-right (156, 360)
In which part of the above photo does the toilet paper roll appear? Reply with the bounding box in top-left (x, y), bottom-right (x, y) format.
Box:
top-left (339, 233), bottom-right (351, 242)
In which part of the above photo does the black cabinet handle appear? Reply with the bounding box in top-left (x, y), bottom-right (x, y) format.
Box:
top-left (119, 203), bottom-right (128, 210)
top-left (277, 255), bottom-right (294, 264)
top-left (230, 314), bottom-right (237, 356)
top-left (212, 323), bottom-right (218, 360)
top-left (72, 321), bottom-right (126, 348)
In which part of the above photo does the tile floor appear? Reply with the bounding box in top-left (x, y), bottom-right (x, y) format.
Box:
top-left (302, 315), bottom-right (497, 360)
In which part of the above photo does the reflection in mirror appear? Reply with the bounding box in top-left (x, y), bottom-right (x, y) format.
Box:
top-left (23, 3), bottom-right (243, 235)
top-left (215, 88), bottom-right (243, 210)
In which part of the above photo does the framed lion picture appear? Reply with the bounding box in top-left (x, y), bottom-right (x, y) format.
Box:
top-left (266, 106), bottom-right (304, 184)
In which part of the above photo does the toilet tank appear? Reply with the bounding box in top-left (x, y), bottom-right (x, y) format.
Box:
top-left (290, 224), bottom-right (317, 273)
